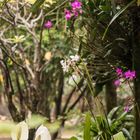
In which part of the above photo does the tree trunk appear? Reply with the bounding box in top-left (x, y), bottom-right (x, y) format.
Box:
top-left (28, 128), bottom-right (36, 140)
top-left (131, 6), bottom-right (140, 140)
top-left (105, 80), bottom-right (117, 113)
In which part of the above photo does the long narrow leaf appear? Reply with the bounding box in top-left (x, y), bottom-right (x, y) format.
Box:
top-left (102, 0), bottom-right (135, 40)
top-left (84, 113), bottom-right (91, 140)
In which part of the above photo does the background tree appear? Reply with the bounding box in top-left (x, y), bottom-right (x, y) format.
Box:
top-left (0, 0), bottom-right (87, 139)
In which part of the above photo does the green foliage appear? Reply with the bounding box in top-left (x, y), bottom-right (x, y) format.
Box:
top-left (0, 115), bottom-right (61, 135)
top-left (72, 107), bottom-right (134, 140)
top-left (102, 0), bottom-right (136, 40)
top-left (31, 0), bottom-right (45, 13)
top-left (113, 132), bottom-right (126, 140)
top-left (90, 106), bottom-right (134, 140)
top-left (84, 113), bottom-right (91, 140)
top-left (70, 137), bottom-right (78, 140)
top-left (0, 0), bottom-right (138, 139)
top-left (26, 114), bottom-right (47, 129)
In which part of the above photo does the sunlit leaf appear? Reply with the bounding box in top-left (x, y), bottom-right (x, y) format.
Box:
top-left (70, 136), bottom-right (78, 140)
top-left (44, 51), bottom-right (52, 61)
top-left (9, 35), bottom-right (25, 43)
top-left (7, 58), bottom-right (13, 66)
top-left (26, 114), bottom-right (46, 129)
top-left (45, 120), bottom-right (61, 133)
top-left (112, 132), bottom-right (126, 140)
top-left (45, 0), bottom-right (53, 5)
top-left (84, 113), bottom-right (91, 140)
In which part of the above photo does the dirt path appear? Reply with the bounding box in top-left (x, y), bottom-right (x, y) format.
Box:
top-left (0, 138), bottom-right (11, 140)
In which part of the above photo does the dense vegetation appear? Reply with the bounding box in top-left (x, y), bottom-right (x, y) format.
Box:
top-left (0, 0), bottom-right (140, 140)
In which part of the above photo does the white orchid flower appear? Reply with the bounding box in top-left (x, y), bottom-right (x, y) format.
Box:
top-left (34, 125), bottom-right (51, 140)
top-left (11, 121), bottom-right (29, 140)
top-left (70, 54), bottom-right (80, 62)
top-left (60, 60), bottom-right (69, 72)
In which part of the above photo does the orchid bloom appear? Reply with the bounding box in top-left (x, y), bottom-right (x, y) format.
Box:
top-left (116, 68), bottom-right (123, 76)
top-left (64, 0), bottom-right (82, 20)
top-left (65, 9), bottom-right (72, 20)
top-left (60, 59), bottom-right (70, 72)
top-left (124, 70), bottom-right (136, 80)
top-left (124, 105), bottom-right (130, 113)
top-left (114, 79), bottom-right (121, 87)
top-left (44, 20), bottom-right (53, 29)
top-left (70, 54), bottom-right (80, 62)
top-left (71, 0), bottom-right (82, 10)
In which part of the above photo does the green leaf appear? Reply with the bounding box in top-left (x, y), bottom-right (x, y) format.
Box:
top-left (122, 128), bottom-right (132, 140)
top-left (112, 132), bottom-right (126, 140)
top-left (124, 114), bottom-right (134, 121)
top-left (70, 136), bottom-right (78, 140)
top-left (26, 114), bottom-right (46, 129)
top-left (107, 106), bottom-right (120, 120)
top-left (84, 113), bottom-right (91, 140)
top-left (31, 0), bottom-right (45, 13)
top-left (99, 5), bottom-right (111, 12)
top-left (102, 0), bottom-right (135, 40)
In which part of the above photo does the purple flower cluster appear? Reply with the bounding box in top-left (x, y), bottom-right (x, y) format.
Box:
top-left (44, 20), bottom-right (53, 29)
top-left (71, 0), bottom-right (82, 10)
top-left (65, 9), bottom-right (72, 20)
top-left (114, 68), bottom-right (136, 87)
top-left (116, 68), bottom-right (123, 76)
top-left (65, 0), bottom-right (82, 20)
top-left (43, 0), bottom-right (82, 28)
top-left (124, 105), bottom-right (130, 113)
top-left (124, 70), bottom-right (136, 80)
top-left (114, 79), bottom-right (121, 87)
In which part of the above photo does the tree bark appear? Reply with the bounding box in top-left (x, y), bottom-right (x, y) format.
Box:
top-left (105, 80), bottom-right (117, 113)
top-left (28, 128), bottom-right (36, 140)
